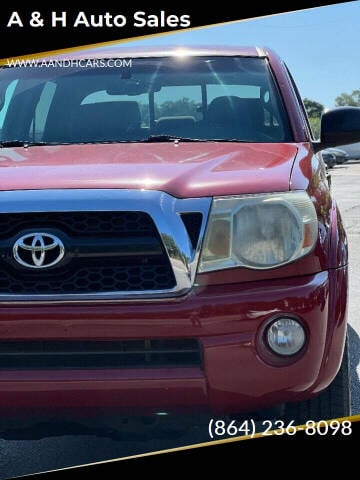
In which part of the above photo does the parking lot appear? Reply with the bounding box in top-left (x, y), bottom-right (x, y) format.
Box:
top-left (0, 160), bottom-right (359, 478)
top-left (329, 160), bottom-right (360, 415)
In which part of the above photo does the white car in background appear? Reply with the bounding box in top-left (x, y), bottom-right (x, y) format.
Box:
top-left (338, 142), bottom-right (360, 160)
top-left (325, 147), bottom-right (350, 164)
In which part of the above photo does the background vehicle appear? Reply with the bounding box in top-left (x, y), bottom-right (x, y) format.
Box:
top-left (337, 142), bottom-right (360, 160)
top-left (0, 46), bottom-right (359, 432)
top-left (323, 147), bottom-right (350, 164)
top-left (322, 149), bottom-right (337, 168)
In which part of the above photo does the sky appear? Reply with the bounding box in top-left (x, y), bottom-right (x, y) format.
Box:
top-left (121, 1), bottom-right (360, 108)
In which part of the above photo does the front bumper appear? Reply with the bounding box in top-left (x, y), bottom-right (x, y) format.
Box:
top-left (0, 267), bottom-right (347, 415)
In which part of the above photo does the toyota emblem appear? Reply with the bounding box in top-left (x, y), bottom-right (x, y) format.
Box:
top-left (13, 233), bottom-right (65, 269)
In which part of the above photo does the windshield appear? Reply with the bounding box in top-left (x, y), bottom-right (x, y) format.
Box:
top-left (0, 56), bottom-right (292, 145)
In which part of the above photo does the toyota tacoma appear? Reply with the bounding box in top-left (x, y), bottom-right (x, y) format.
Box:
top-left (0, 46), bottom-right (359, 429)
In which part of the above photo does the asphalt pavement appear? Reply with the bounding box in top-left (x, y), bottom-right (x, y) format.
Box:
top-left (329, 160), bottom-right (360, 415)
top-left (0, 162), bottom-right (359, 479)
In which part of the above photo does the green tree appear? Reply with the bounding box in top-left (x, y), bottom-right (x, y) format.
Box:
top-left (302, 98), bottom-right (324, 139)
top-left (309, 117), bottom-right (321, 139)
top-left (139, 98), bottom-right (201, 127)
top-left (157, 98), bottom-right (200, 119)
top-left (335, 90), bottom-right (360, 107)
top-left (303, 98), bottom-right (324, 118)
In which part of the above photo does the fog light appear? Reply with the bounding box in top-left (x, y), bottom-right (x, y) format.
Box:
top-left (266, 318), bottom-right (306, 356)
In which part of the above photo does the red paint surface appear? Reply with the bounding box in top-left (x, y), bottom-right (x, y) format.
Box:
top-left (0, 143), bottom-right (298, 197)
top-left (0, 270), bottom-right (347, 413)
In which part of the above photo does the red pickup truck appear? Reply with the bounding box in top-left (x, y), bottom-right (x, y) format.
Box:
top-left (0, 45), bottom-right (358, 429)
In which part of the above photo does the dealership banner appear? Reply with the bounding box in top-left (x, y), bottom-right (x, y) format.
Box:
top-left (0, 1), bottom-right (351, 59)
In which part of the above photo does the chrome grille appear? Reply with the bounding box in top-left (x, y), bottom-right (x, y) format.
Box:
top-left (0, 211), bottom-right (176, 294)
top-left (0, 189), bottom-right (212, 301)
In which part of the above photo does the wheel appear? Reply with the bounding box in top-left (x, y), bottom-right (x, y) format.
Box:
top-left (284, 335), bottom-right (351, 424)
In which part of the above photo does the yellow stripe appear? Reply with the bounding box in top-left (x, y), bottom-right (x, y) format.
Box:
top-left (0, 5), bottom-right (327, 65)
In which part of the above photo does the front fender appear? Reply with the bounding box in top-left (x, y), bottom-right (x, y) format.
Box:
top-left (328, 200), bottom-right (348, 268)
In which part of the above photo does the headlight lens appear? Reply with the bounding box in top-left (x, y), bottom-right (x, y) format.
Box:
top-left (199, 191), bottom-right (318, 272)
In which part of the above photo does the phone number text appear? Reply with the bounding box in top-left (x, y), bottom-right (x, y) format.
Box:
top-left (208, 419), bottom-right (352, 438)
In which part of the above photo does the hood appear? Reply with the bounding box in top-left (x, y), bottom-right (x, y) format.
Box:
top-left (0, 142), bottom-right (299, 198)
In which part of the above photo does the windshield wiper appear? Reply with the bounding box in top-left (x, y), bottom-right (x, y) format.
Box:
top-left (0, 141), bottom-right (50, 148)
top-left (0, 138), bottom-right (251, 147)
top-left (142, 135), bottom-right (205, 143)
top-left (141, 135), bottom-right (251, 143)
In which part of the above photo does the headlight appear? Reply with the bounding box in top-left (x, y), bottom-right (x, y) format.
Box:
top-left (199, 191), bottom-right (318, 272)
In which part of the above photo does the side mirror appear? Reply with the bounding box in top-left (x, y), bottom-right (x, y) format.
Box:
top-left (313, 107), bottom-right (360, 153)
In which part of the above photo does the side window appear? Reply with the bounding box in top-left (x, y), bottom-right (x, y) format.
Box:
top-left (284, 64), bottom-right (314, 139)
top-left (154, 86), bottom-right (202, 121)
top-left (206, 83), bottom-right (283, 134)
top-left (29, 81), bottom-right (57, 141)
top-left (82, 90), bottom-right (149, 127)
top-left (207, 84), bottom-right (260, 102)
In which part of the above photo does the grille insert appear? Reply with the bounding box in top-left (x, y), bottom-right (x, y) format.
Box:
top-left (0, 212), bottom-right (176, 294)
top-left (0, 261), bottom-right (174, 294)
top-left (0, 211), bottom-right (155, 238)
top-left (0, 339), bottom-right (202, 369)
